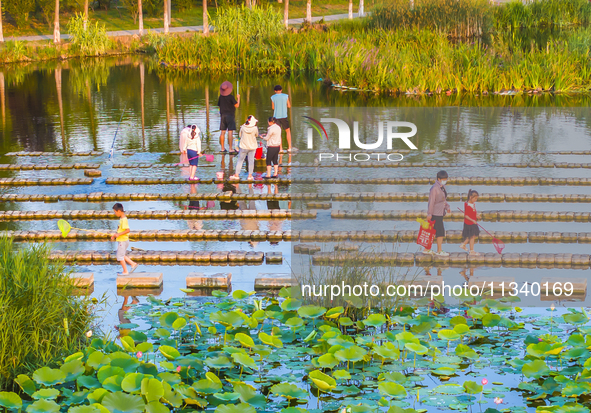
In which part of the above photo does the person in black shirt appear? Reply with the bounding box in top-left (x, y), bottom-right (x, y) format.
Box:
top-left (217, 81), bottom-right (241, 154)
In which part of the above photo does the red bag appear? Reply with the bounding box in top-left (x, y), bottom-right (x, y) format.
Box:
top-left (416, 221), bottom-right (436, 249)
top-left (255, 142), bottom-right (264, 160)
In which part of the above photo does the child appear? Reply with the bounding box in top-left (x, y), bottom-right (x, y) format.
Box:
top-left (181, 125), bottom-right (202, 181)
top-left (459, 189), bottom-right (480, 255)
top-left (262, 117), bottom-right (282, 178)
top-left (231, 115), bottom-right (259, 181)
top-left (111, 203), bottom-right (138, 275)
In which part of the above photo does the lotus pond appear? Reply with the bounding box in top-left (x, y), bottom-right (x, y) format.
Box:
top-left (1, 289), bottom-right (591, 413)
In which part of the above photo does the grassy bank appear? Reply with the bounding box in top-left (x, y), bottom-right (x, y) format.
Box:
top-left (0, 238), bottom-right (95, 391)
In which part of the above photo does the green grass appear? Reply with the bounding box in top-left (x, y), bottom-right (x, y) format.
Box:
top-left (2, 0), bottom-right (356, 38)
top-left (0, 237), bottom-right (95, 391)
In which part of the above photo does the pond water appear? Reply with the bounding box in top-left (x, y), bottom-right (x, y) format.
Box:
top-left (1, 56), bottom-right (591, 340)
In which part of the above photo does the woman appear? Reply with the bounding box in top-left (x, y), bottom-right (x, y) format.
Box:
top-left (181, 124), bottom-right (202, 181)
top-left (262, 117), bottom-right (282, 178)
top-left (231, 115), bottom-right (259, 181)
top-left (426, 170), bottom-right (451, 256)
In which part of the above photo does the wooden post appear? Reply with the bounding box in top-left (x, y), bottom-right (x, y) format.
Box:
top-left (283, 0), bottom-right (288, 28)
top-left (306, 0), bottom-right (311, 24)
top-left (53, 0), bottom-right (60, 44)
top-left (0, 72), bottom-right (5, 123)
top-left (138, 0), bottom-right (143, 35)
top-left (55, 67), bottom-right (66, 150)
top-left (203, 0), bottom-right (208, 35)
top-left (205, 83), bottom-right (209, 135)
top-left (167, 0), bottom-right (171, 25)
top-left (348, 0), bottom-right (353, 19)
top-left (359, 0), bottom-right (364, 17)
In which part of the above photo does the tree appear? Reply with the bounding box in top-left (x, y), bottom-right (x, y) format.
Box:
top-left (163, 0), bottom-right (169, 33)
top-left (348, 0), bottom-right (352, 19)
top-left (83, 0), bottom-right (88, 29)
top-left (0, 0), bottom-right (3, 42)
top-left (306, 0), bottom-right (311, 24)
top-left (53, 0), bottom-right (60, 43)
top-left (283, 0), bottom-right (288, 28)
top-left (203, 0), bottom-right (208, 35)
top-left (359, 0), bottom-right (364, 17)
top-left (138, 0), bottom-right (143, 34)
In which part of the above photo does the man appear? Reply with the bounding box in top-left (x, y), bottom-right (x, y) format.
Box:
top-left (271, 85), bottom-right (295, 152)
top-left (426, 170), bottom-right (451, 256)
top-left (218, 81), bottom-right (240, 153)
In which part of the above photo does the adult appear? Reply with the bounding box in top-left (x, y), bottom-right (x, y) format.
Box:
top-left (262, 117), bottom-right (282, 178)
top-left (231, 115), bottom-right (259, 181)
top-left (271, 85), bottom-right (295, 152)
top-left (218, 81), bottom-right (240, 154)
top-left (426, 170), bottom-right (451, 256)
top-left (181, 125), bottom-right (202, 181)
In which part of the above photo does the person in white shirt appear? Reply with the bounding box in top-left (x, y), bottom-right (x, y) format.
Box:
top-left (231, 115), bottom-right (259, 181)
top-left (181, 125), bottom-right (202, 181)
top-left (262, 117), bottom-right (282, 178)
top-left (179, 125), bottom-right (192, 164)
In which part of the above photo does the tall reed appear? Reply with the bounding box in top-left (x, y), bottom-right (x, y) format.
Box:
top-left (0, 238), bottom-right (94, 391)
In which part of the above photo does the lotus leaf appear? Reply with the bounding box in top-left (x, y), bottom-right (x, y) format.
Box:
top-left (523, 360), bottom-right (550, 378)
top-left (68, 406), bottom-right (101, 413)
top-left (432, 384), bottom-right (464, 395)
top-left (120, 336), bottom-right (136, 352)
top-left (235, 332), bottom-right (255, 348)
top-left (339, 317), bottom-right (354, 326)
top-left (437, 329), bottom-right (460, 341)
top-left (562, 382), bottom-right (591, 397)
top-left (326, 307), bottom-right (344, 319)
top-left (121, 373), bottom-right (146, 393)
top-left (101, 391), bottom-right (145, 412)
top-left (15, 374), bottom-right (36, 396)
top-left (378, 382), bottom-right (407, 398)
top-left (159, 312), bottom-right (179, 328)
top-left (141, 378), bottom-right (165, 403)
top-left (210, 311), bottom-right (247, 328)
top-left (213, 392), bottom-right (241, 402)
top-left (463, 380), bottom-right (483, 394)
top-left (32, 366), bottom-right (67, 386)
top-left (335, 346), bottom-right (367, 362)
top-left (102, 375), bottom-right (124, 392)
top-left (172, 318), bottom-right (187, 330)
top-left (232, 290), bottom-right (252, 300)
top-left (232, 353), bottom-right (257, 370)
top-left (205, 356), bottom-right (234, 369)
top-left (297, 305), bottom-right (326, 319)
top-left (87, 388), bottom-right (109, 404)
top-left (159, 345), bottom-right (181, 361)
top-left (563, 313), bottom-right (588, 325)
top-left (364, 314), bottom-right (387, 328)
top-left (482, 314), bottom-right (501, 327)
top-left (259, 331), bottom-right (283, 348)
top-left (111, 357), bottom-right (140, 373)
top-left (316, 353), bottom-right (339, 369)
top-left (432, 367), bottom-right (456, 376)
top-left (270, 383), bottom-right (308, 399)
top-left (333, 370), bottom-right (351, 380)
top-left (60, 359), bottom-right (85, 382)
top-left (215, 403), bottom-right (257, 413)
top-left (309, 370), bottom-right (336, 392)
top-left (281, 298), bottom-right (302, 311)
top-left (232, 382), bottom-right (267, 408)
top-left (0, 392), bottom-right (22, 409)
top-left (25, 399), bottom-right (60, 413)
top-left (405, 343), bottom-right (428, 355)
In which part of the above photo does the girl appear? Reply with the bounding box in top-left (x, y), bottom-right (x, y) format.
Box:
top-left (181, 125), bottom-right (202, 181)
top-left (460, 189), bottom-right (480, 255)
top-left (231, 115), bottom-right (259, 181)
top-left (262, 117), bottom-right (282, 178)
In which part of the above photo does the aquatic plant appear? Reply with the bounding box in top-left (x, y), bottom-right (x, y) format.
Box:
top-left (213, 5), bottom-right (285, 42)
top-left (1, 288), bottom-right (590, 412)
top-left (66, 14), bottom-right (112, 56)
top-left (0, 237), bottom-right (95, 391)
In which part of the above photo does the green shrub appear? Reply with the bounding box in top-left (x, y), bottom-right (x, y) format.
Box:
top-left (144, 0), bottom-right (164, 17)
top-left (121, 0), bottom-right (140, 23)
top-left (173, 0), bottom-right (193, 12)
top-left (495, 0), bottom-right (591, 28)
top-left (5, 0), bottom-right (35, 28)
top-left (0, 238), bottom-right (94, 391)
top-left (213, 5), bottom-right (284, 41)
top-left (66, 13), bottom-right (112, 55)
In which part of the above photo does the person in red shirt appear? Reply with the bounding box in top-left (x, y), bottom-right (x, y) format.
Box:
top-left (460, 189), bottom-right (481, 255)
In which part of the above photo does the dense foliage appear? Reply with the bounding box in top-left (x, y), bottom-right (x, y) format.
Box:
top-left (0, 289), bottom-right (589, 412)
top-left (0, 238), bottom-right (95, 391)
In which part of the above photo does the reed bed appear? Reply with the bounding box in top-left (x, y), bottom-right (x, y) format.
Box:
top-left (0, 238), bottom-right (95, 391)
top-left (151, 24), bottom-right (591, 94)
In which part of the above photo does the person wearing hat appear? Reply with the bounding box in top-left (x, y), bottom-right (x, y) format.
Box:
top-left (217, 81), bottom-right (240, 154)
top-left (231, 115), bottom-right (259, 181)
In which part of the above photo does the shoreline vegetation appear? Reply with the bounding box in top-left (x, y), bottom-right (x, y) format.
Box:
top-left (4, 0), bottom-right (591, 95)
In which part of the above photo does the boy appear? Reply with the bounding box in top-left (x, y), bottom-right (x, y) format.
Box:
top-left (218, 81), bottom-right (240, 153)
top-left (271, 85), bottom-right (295, 152)
top-left (111, 203), bottom-right (138, 275)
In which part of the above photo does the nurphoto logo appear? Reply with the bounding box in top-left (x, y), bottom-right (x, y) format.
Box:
top-left (303, 116), bottom-right (418, 162)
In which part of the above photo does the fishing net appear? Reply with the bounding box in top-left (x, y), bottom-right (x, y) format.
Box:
top-left (57, 219), bottom-right (72, 237)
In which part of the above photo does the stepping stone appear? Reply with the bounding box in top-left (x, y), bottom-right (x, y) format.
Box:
top-left (255, 273), bottom-right (294, 289)
top-left (117, 272), bottom-right (163, 289)
top-left (468, 276), bottom-right (515, 298)
top-left (186, 273), bottom-right (231, 288)
top-left (117, 285), bottom-right (163, 297)
top-left (265, 252), bottom-right (283, 264)
top-left (70, 272), bottom-right (94, 288)
top-left (540, 278), bottom-right (587, 301)
top-left (84, 169), bottom-right (102, 177)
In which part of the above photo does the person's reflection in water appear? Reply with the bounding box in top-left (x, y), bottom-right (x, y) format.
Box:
top-left (238, 182), bottom-right (258, 247)
top-left (186, 184), bottom-right (214, 230)
top-left (219, 154), bottom-right (234, 185)
top-left (116, 295), bottom-right (139, 337)
top-left (266, 183), bottom-right (282, 234)
top-left (220, 182), bottom-right (239, 211)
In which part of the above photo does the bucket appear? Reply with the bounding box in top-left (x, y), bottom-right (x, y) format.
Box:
top-left (216, 171), bottom-right (224, 180)
top-left (255, 142), bottom-right (264, 160)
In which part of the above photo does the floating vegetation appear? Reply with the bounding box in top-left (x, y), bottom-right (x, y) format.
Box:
top-left (2, 289), bottom-right (591, 412)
